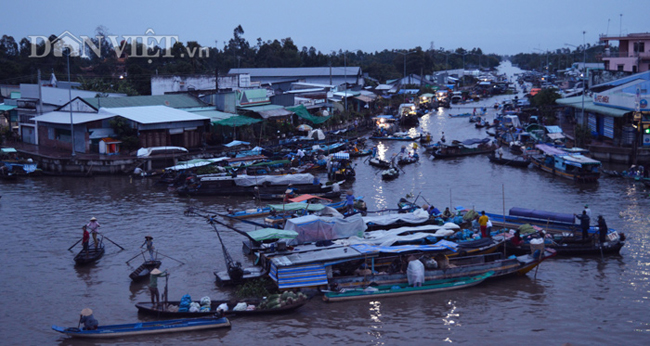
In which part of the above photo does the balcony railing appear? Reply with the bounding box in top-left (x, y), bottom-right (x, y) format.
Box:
top-left (601, 51), bottom-right (650, 59)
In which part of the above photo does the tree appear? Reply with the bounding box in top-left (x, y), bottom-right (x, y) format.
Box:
top-left (530, 89), bottom-right (561, 123)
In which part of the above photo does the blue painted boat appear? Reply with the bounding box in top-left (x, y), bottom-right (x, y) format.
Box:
top-left (323, 272), bottom-right (493, 302)
top-left (52, 316), bottom-right (230, 338)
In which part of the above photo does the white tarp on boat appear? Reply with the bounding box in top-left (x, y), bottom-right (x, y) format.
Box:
top-left (362, 209), bottom-right (430, 226)
top-left (284, 213), bottom-right (367, 245)
top-left (233, 173), bottom-right (315, 187)
top-left (336, 223), bottom-right (459, 247)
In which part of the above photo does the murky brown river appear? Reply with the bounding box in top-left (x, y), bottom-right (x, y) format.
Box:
top-left (1, 62), bottom-right (649, 345)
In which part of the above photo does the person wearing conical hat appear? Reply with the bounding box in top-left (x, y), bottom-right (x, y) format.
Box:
top-left (149, 268), bottom-right (168, 308)
top-left (80, 308), bottom-right (99, 330)
top-left (141, 235), bottom-right (156, 261)
top-left (86, 217), bottom-right (101, 249)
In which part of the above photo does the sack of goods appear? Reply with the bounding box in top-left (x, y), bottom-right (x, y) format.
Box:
top-left (233, 302), bottom-right (248, 311)
top-left (217, 303), bottom-right (229, 313)
top-left (189, 302), bottom-right (201, 313)
top-left (178, 294), bottom-right (192, 312)
top-left (407, 259), bottom-right (425, 286)
top-left (199, 296), bottom-right (211, 312)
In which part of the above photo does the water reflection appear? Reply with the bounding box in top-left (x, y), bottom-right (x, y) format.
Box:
top-left (367, 300), bottom-right (383, 345)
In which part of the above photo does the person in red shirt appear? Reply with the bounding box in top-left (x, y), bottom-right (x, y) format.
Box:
top-left (478, 211), bottom-right (489, 238)
top-left (511, 230), bottom-right (523, 246)
top-left (82, 225), bottom-right (90, 257)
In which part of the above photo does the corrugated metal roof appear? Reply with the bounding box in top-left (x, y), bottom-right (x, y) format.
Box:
top-left (101, 106), bottom-right (210, 124)
top-left (188, 109), bottom-right (237, 121)
top-left (32, 111), bottom-right (114, 125)
top-left (229, 67), bottom-right (361, 77)
top-left (355, 95), bottom-right (375, 103)
top-left (83, 94), bottom-right (206, 109)
top-left (240, 104), bottom-right (285, 112)
top-left (0, 104), bottom-right (17, 111)
top-left (257, 108), bottom-right (293, 119)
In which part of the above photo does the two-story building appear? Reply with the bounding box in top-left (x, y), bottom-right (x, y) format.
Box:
top-left (599, 32), bottom-right (650, 73)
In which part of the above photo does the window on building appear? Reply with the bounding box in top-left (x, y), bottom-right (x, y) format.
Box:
top-left (633, 65), bottom-right (638, 73)
top-left (634, 42), bottom-right (645, 53)
top-left (617, 65), bottom-right (624, 72)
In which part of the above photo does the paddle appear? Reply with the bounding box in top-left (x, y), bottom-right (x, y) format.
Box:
top-left (99, 234), bottom-right (125, 250)
top-left (68, 238), bottom-right (82, 251)
top-left (157, 252), bottom-right (185, 265)
top-left (126, 251), bottom-right (146, 265)
top-left (77, 315), bottom-right (82, 329)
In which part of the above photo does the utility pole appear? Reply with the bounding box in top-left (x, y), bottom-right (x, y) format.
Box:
top-left (67, 48), bottom-right (75, 156)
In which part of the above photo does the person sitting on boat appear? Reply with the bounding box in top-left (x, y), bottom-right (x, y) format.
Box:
top-left (442, 207), bottom-right (453, 220)
top-left (283, 189), bottom-right (294, 203)
top-left (149, 268), bottom-right (168, 308)
top-left (400, 145), bottom-right (407, 156)
top-left (86, 217), bottom-right (100, 249)
top-left (574, 210), bottom-right (591, 240)
top-left (441, 132), bottom-right (446, 143)
top-left (496, 146), bottom-right (504, 159)
top-left (597, 215), bottom-right (608, 244)
top-left (511, 230), bottom-right (524, 246)
top-left (141, 235), bottom-right (155, 261)
top-left (80, 308), bottom-right (98, 330)
top-left (332, 182), bottom-right (341, 193)
top-left (81, 225), bottom-right (90, 258)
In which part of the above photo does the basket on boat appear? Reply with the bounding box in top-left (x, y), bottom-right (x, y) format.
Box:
top-left (529, 242), bottom-right (545, 255)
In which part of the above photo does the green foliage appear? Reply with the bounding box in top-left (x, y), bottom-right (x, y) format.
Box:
top-left (109, 117), bottom-right (140, 152)
top-left (234, 278), bottom-right (276, 298)
top-left (531, 89), bottom-right (561, 123)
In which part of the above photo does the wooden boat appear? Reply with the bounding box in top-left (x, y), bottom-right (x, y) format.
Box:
top-left (488, 154), bottom-right (531, 168)
top-left (368, 158), bottom-right (391, 169)
top-left (349, 149), bottom-right (372, 157)
top-left (529, 144), bottom-right (601, 182)
top-left (397, 155), bottom-right (419, 165)
top-left (448, 113), bottom-right (472, 117)
top-left (381, 167), bottom-right (400, 180)
top-left (323, 272), bottom-right (493, 302)
top-left (433, 138), bottom-right (497, 159)
top-left (485, 207), bottom-right (579, 234)
top-left (504, 230), bottom-right (625, 256)
top-left (52, 316), bottom-right (231, 339)
top-left (74, 239), bottom-right (105, 265)
top-left (369, 135), bottom-right (420, 141)
top-left (256, 189), bottom-right (342, 202)
top-left (135, 297), bottom-right (307, 318)
top-left (129, 260), bottom-right (162, 282)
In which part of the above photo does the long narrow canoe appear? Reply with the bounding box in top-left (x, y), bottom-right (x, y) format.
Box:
top-left (323, 272), bottom-right (493, 302)
top-left (135, 298), bottom-right (307, 318)
top-left (52, 316), bottom-right (230, 339)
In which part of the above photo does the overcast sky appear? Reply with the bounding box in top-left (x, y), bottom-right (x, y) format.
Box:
top-left (3, 0), bottom-right (649, 55)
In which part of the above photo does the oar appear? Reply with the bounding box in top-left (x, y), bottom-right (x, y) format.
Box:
top-left (157, 252), bottom-right (185, 265)
top-left (126, 251), bottom-right (146, 265)
top-left (77, 315), bottom-right (82, 329)
top-left (68, 238), bottom-right (82, 251)
top-left (99, 234), bottom-right (125, 250)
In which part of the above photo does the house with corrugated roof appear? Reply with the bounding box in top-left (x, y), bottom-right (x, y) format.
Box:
top-left (228, 67), bottom-right (364, 90)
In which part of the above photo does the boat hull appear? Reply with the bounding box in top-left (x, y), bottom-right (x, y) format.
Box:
top-left (52, 317), bottom-right (231, 339)
top-left (323, 272), bottom-right (492, 302)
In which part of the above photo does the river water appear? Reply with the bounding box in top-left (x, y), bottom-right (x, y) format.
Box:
top-left (1, 61), bottom-right (649, 345)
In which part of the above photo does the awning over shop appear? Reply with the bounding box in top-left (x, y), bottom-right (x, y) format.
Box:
top-left (0, 104), bottom-right (17, 111)
top-left (286, 104), bottom-right (331, 124)
top-left (556, 96), bottom-right (630, 118)
top-left (213, 115), bottom-right (262, 127)
top-left (354, 95), bottom-right (375, 103)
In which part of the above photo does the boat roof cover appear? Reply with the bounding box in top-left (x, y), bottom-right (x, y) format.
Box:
top-left (350, 239), bottom-right (459, 255)
top-left (509, 207), bottom-right (576, 224)
top-left (284, 213), bottom-right (367, 246)
top-left (268, 202), bottom-right (327, 212)
top-left (1, 148), bottom-right (18, 153)
top-left (165, 157), bottom-right (228, 171)
top-left (233, 173), bottom-right (315, 187)
top-left (535, 144), bottom-right (601, 165)
top-left (338, 223), bottom-right (459, 247)
top-left (362, 208), bottom-right (430, 226)
top-left (461, 138), bottom-right (491, 146)
top-left (289, 194), bottom-right (332, 203)
top-left (246, 228), bottom-right (299, 241)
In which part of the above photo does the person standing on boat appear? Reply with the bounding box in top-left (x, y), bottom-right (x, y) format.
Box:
top-left (149, 268), bottom-right (168, 308)
top-left (441, 132), bottom-right (446, 143)
top-left (584, 204), bottom-right (592, 218)
top-left (478, 211), bottom-right (489, 238)
top-left (86, 217), bottom-right (100, 249)
top-left (346, 190), bottom-right (355, 214)
top-left (574, 210), bottom-right (591, 240)
top-left (80, 308), bottom-right (98, 330)
top-left (597, 215), bottom-right (608, 244)
top-left (496, 146), bottom-right (504, 159)
top-left (81, 225), bottom-right (90, 258)
top-left (371, 146), bottom-right (378, 158)
top-left (141, 235), bottom-right (155, 261)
